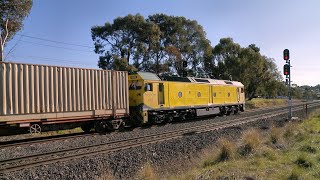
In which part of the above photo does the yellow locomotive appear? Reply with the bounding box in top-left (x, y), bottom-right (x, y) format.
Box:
top-left (129, 72), bottom-right (245, 124)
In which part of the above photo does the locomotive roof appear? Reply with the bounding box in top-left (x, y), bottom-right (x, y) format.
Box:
top-left (136, 72), bottom-right (161, 81)
top-left (132, 72), bottom-right (243, 87)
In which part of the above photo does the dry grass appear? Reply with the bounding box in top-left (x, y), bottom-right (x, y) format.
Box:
top-left (269, 127), bottom-right (283, 144)
top-left (136, 162), bottom-right (159, 180)
top-left (202, 138), bottom-right (236, 167)
top-left (283, 122), bottom-right (301, 139)
top-left (238, 129), bottom-right (262, 156)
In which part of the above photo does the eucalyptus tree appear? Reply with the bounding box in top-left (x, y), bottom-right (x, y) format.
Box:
top-left (208, 38), bottom-right (284, 99)
top-left (0, 0), bottom-right (33, 61)
top-left (208, 38), bottom-right (242, 80)
top-left (148, 14), bottom-right (212, 76)
top-left (91, 14), bottom-right (161, 71)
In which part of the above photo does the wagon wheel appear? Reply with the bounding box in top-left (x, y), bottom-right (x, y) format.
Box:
top-left (94, 121), bottom-right (107, 134)
top-left (30, 124), bottom-right (42, 134)
top-left (81, 123), bottom-right (93, 133)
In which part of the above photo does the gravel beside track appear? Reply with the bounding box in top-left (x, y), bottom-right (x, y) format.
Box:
top-left (0, 103), bottom-right (318, 179)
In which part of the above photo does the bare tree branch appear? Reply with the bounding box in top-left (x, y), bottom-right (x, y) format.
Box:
top-left (5, 33), bottom-right (23, 61)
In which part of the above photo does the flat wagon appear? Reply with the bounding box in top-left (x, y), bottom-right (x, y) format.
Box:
top-left (0, 62), bottom-right (129, 133)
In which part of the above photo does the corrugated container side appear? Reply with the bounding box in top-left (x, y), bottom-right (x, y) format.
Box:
top-left (0, 62), bottom-right (129, 123)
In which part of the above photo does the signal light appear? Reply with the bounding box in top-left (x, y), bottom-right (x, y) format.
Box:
top-left (182, 61), bottom-right (187, 68)
top-left (182, 71), bottom-right (188, 77)
top-left (283, 49), bottom-right (289, 60)
top-left (283, 64), bottom-right (290, 75)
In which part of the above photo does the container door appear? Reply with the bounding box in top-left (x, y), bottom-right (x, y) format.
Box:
top-left (158, 83), bottom-right (164, 105)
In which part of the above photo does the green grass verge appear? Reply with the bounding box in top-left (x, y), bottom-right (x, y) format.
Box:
top-left (246, 98), bottom-right (287, 110)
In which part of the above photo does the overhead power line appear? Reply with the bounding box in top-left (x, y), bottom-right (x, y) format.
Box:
top-left (17, 34), bottom-right (95, 49)
top-left (19, 40), bottom-right (94, 53)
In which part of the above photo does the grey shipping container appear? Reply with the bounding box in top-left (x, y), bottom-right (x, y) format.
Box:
top-left (0, 62), bottom-right (129, 132)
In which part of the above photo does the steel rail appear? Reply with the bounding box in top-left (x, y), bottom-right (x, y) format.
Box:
top-left (0, 132), bottom-right (97, 149)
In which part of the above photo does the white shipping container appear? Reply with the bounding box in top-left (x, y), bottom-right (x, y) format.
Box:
top-left (0, 62), bottom-right (129, 125)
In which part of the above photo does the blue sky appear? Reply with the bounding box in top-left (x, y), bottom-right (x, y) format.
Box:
top-left (4, 0), bottom-right (320, 86)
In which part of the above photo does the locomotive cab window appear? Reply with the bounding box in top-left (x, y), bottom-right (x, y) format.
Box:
top-left (241, 88), bottom-right (244, 93)
top-left (129, 81), bottom-right (142, 90)
top-left (144, 83), bottom-right (153, 91)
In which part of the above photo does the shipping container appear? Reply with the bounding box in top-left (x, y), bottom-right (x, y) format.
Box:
top-left (0, 62), bottom-right (129, 133)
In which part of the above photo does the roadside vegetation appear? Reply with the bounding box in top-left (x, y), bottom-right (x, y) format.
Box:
top-left (245, 98), bottom-right (287, 109)
top-left (134, 110), bottom-right (320, 180)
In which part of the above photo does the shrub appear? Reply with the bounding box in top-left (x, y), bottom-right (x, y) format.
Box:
top-left (300, 145), bottom-right (317, 154)
top-left (215, 138), bottom-right (236, 162)
top-left (259, 147), bottom-right (277, 161)
top-left (294, 155), bottom-right (313, 169)
top-left (288, 168), bottom-right (303, 180)
top-left (202, 138), bottom-right (236, 167)
top-left (239, 129), bottom-right (262, 156)
top-left (270, 127), bottom-right (282, 144)
top-left (283, 122), bottom-right (300, 139)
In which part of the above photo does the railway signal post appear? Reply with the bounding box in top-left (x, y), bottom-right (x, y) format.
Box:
top-left (283, 49), bottom-right (292, 119)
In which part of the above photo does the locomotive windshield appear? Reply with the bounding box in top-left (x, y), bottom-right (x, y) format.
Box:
top-left (129, 80), bottom-right (142, 90)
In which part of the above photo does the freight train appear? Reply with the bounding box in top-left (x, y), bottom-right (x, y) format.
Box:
top-left (0, 62), bottom-right (245, 134)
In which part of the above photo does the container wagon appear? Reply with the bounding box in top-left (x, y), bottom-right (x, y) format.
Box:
top-left (0, 62), bottom-right (129, 133)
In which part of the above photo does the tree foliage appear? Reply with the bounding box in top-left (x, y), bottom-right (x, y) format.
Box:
top-left (148, 14), bottom-right (212, 76)
top-left (91, 13), bottom-right (212, 74)
top-left (91, 14), bottom-right (160, 71)
top-left (91, 14), bottom-right (293, 100)
top-left (0, 0), bottom-right (33, 61)
top-left (205, 38), bottom-right (286, 99)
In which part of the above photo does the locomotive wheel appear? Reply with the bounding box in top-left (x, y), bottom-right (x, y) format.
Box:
top-left (30, 124), bottom-right (41, 134)
top-left (81, 123), bottom-right (93, 133)
top-left (234, 108), bottom-right (239, 114)
top-left (226, 107), bottom-right (233, 116)
top-left (153, 116), bottom-right (163, 124)
top-left (166, 115), bottom-right (174, 123)
top-left (179, 114), bottom-right (186, 121)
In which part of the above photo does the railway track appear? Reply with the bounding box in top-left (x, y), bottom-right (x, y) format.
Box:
top-left (0, 132), bottom-right (96, 149)
top-left (1, 102), bottom-right (319, 174)
top-left (0, 101), bottom-right (306, 149)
